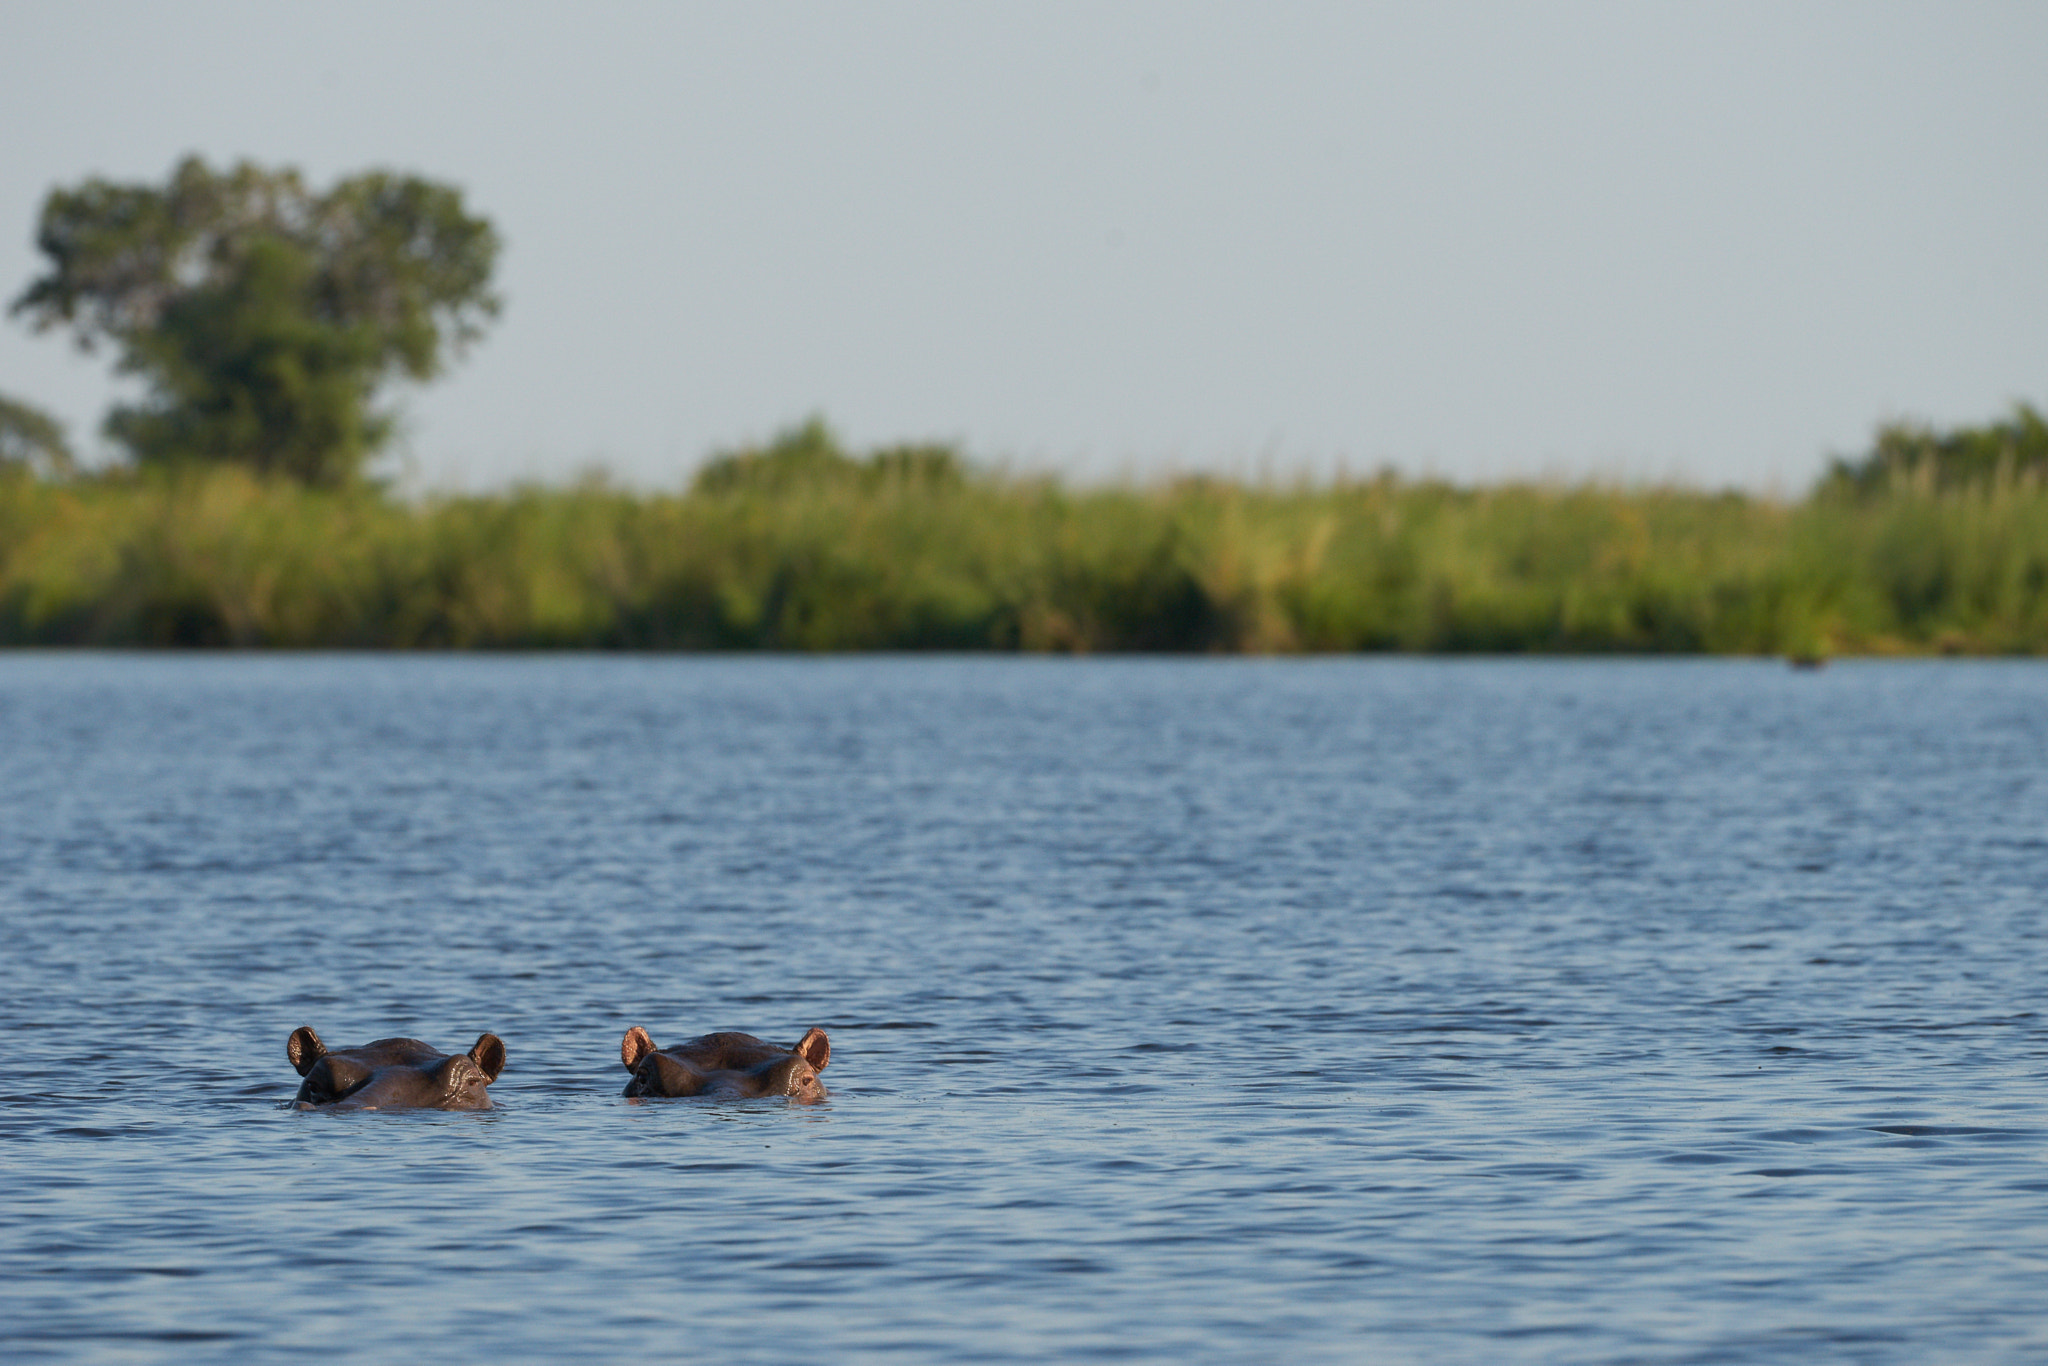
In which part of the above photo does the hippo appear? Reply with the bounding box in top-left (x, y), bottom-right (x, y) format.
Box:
top-left (620, 1025), bottom-right (830, 1101)
top-left (287, 1026), bottom-right (506, 1110)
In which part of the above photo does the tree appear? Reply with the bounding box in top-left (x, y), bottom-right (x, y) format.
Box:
top-left (9, 156), bottom-right (499, 486)
top-left (0, 392), bottom-right (75, 477)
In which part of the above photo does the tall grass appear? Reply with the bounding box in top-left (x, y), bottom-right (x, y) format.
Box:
top-left (4, 451), bottom-right (2047, 652)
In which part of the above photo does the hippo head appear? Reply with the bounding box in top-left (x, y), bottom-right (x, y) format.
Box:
top-left (620, 1026), bottom-right (830, 1102)
top-left (287, 1027), bottom-right (506, 1111)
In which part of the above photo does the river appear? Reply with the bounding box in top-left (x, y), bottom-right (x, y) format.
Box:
top-left (3, 655), bottom-right (2045, 1362)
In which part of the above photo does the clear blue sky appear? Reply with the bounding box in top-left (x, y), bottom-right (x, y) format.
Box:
top-left (3, 1), bottom-right (2043, 492)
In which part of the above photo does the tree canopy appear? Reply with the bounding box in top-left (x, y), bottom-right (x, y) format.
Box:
top-left (0, 392), bottom-right (74, 478)
top-left (9, 156), bottom-right (499, 486)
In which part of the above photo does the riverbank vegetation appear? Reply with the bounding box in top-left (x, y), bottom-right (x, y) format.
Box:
top-left (7, 158), bottom-right (2043, 654)
top-left (4, 415), bottom-right (2048, 654)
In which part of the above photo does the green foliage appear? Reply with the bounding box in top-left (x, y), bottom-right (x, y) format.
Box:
top-left (0, 392), bottom-right (74, 477)
top-left (5, 409), bottom-right (2048, 653)
top-left (1819, 404), bottom-right (2048, 499)
top-left (10, 156), bottom-right (499, 486)
top-left (4, 446), bottom-right (2048, 653)
top-left (691, 418), bottom-right (967, 496)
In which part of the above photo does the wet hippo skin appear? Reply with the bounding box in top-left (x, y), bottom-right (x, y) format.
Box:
top-left (620, 1026), bottom-right (830, 1101)
top-left (287, 1026), bottom-right (506, 1110)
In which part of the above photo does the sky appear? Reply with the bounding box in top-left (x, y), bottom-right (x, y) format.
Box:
top-left (2, 2), bottom-right (2044, 493)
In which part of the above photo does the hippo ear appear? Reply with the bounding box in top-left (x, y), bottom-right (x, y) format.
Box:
top-left (287, 1026), bottom-right (327, 1077)
top-left (793, 1027), bottom-right (829, 1073)
top-left (621, 1026), bottom-right (658, 1071)
top-left (468, 1033), bottom-right (506, 1083)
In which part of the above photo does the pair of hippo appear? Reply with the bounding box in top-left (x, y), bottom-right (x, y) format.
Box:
top-left (286, 1024), bottom-right (831, 1110)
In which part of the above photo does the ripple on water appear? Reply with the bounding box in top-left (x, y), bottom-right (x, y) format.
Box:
top-left (1, 657), bottom-right (2046, 1363)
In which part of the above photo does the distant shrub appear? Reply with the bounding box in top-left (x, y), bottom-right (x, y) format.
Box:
top-left (1819, 404), bottom-right (2048, 499)
top-left (691, 418), bottom-right (967, 496)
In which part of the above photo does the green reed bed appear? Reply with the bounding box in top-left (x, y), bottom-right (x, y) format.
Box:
top-left (4, 458), bottom-right (2047, 653)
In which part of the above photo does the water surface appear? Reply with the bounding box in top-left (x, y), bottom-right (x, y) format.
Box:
top-left (2, 656), bottom-right (2045, 1362)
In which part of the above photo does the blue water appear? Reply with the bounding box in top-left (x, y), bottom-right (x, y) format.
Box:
top-left (3, 655), bottom-right (2046, 1363)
